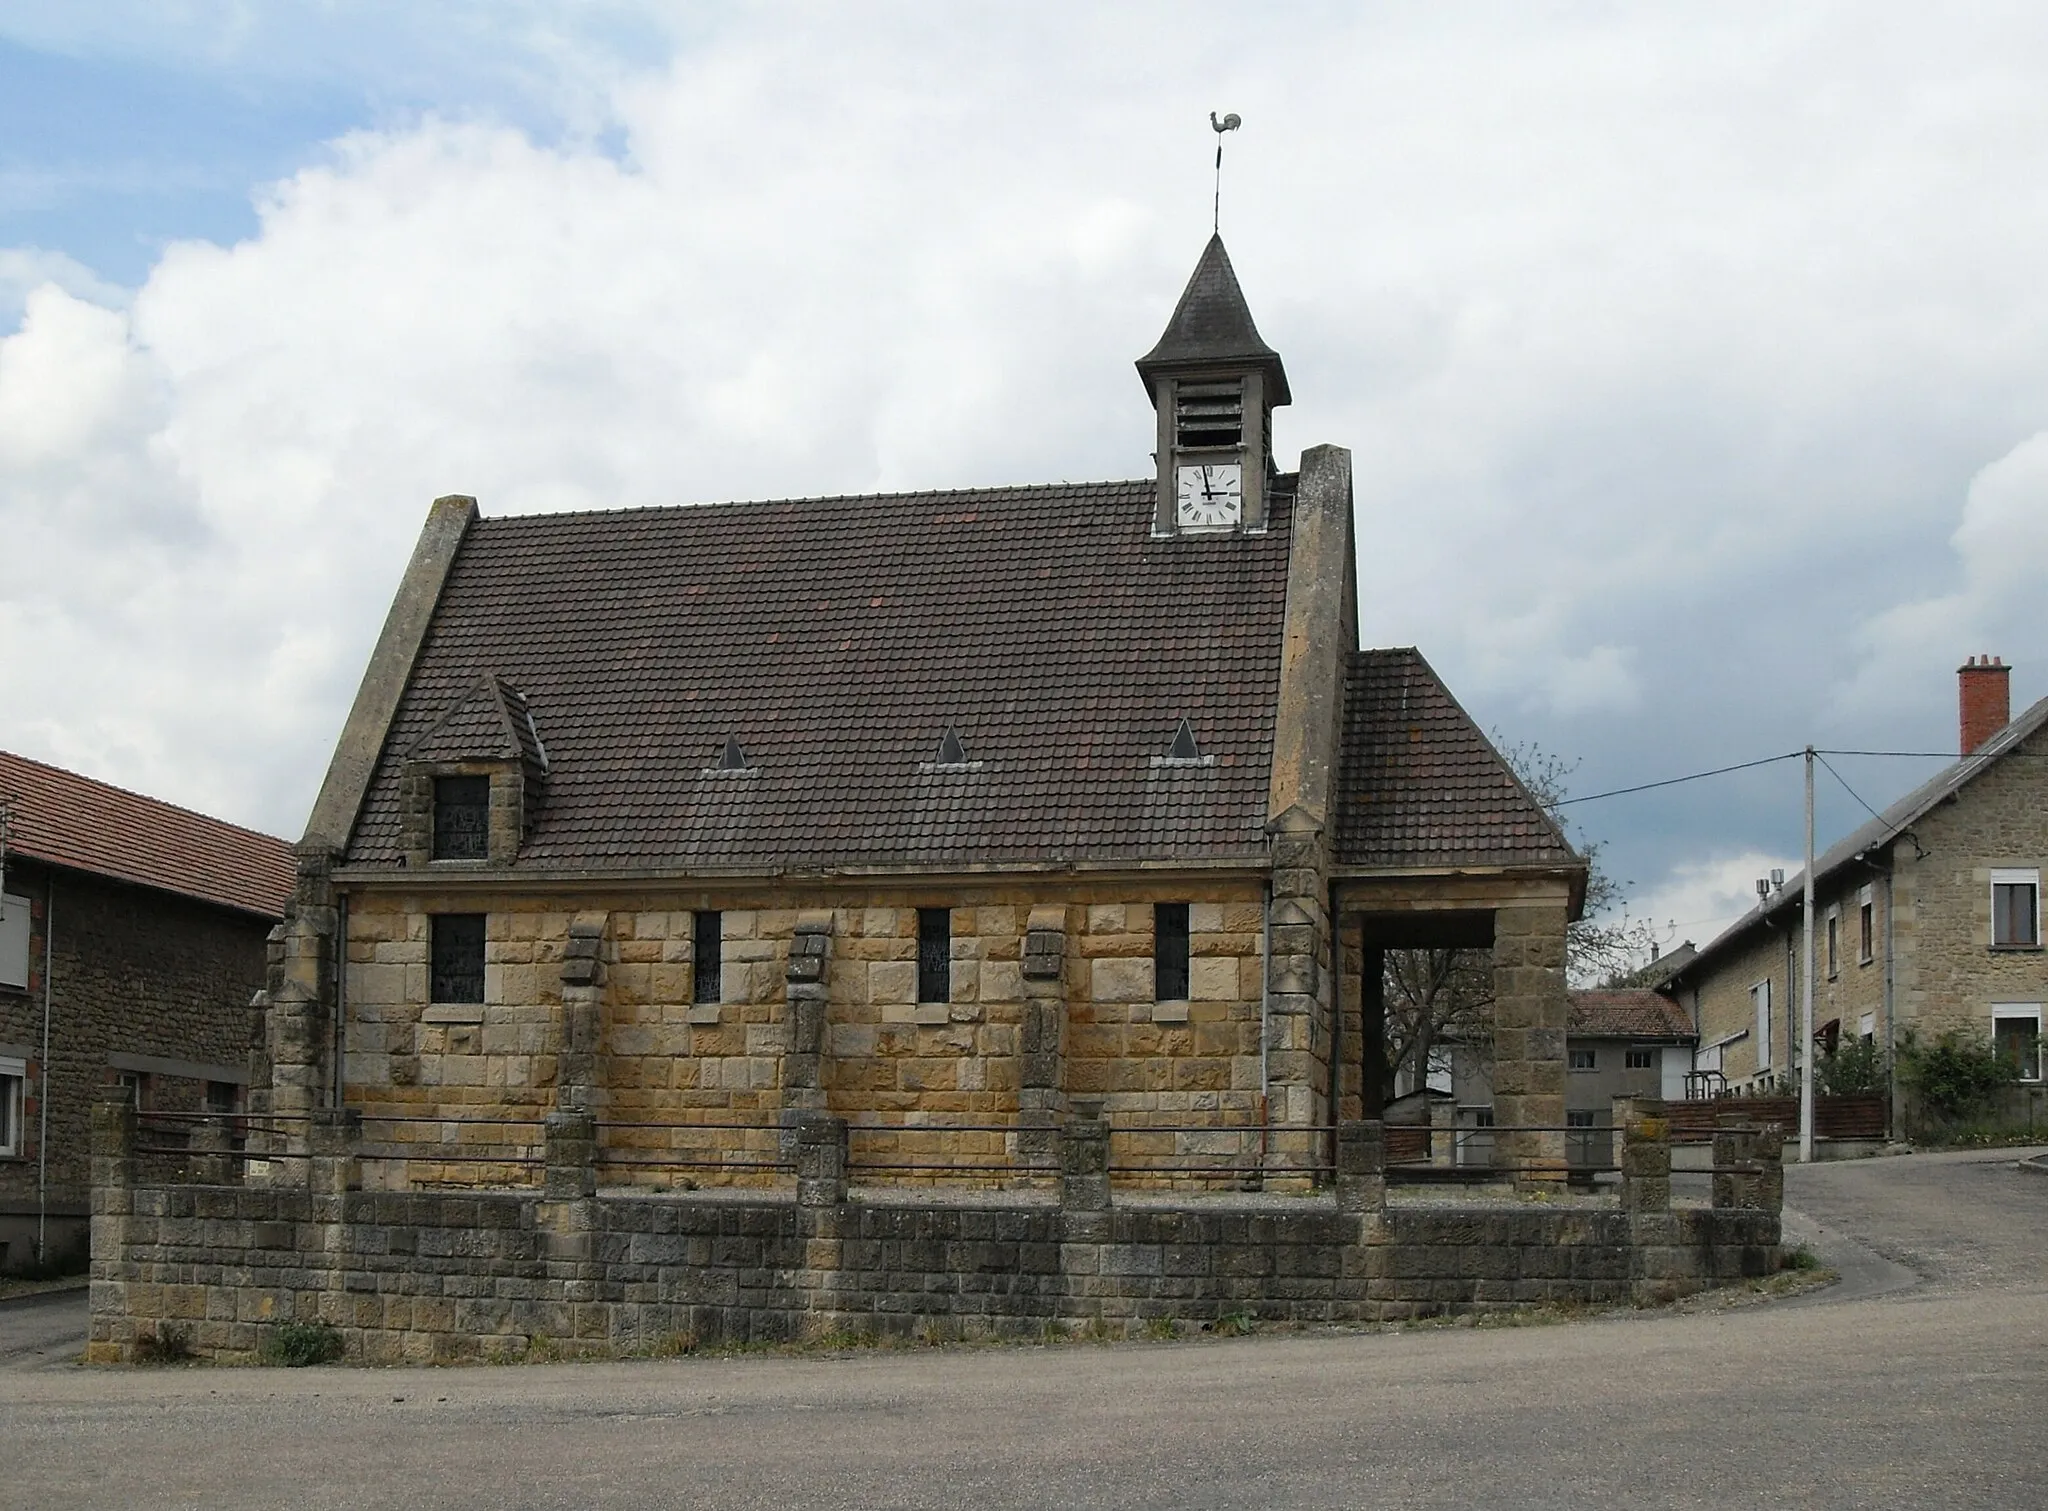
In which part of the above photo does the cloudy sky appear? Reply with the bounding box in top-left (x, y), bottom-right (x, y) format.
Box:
top-left (5, 2), bottom-right (2048, 949)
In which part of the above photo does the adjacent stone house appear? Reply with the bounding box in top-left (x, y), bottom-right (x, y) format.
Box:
top-left (0, 751), bottom-right (293, 1267)
top-left (256, 234), bottom-right (1589, 1190)
top-left (1662, 658), bottom-right (2048, 1127)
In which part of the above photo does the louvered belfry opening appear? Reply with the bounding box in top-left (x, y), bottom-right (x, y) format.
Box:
top-left (1174, 380), bottom-right (1244, 451)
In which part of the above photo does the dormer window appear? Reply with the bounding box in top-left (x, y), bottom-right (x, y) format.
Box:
top-left (431, 776), bottom-right (491, 861)
top-left (1175, 380), bottom-right (1243, 451)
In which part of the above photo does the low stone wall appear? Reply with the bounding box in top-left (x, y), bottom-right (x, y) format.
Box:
top-left (89, 1102), bottom-right (1782, 1364)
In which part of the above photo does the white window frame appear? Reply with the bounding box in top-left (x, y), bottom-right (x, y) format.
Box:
top-left (1857, 884), bottom-right (1875, 966)
top-left (1568, 1047), bottom-right (1596, 1072)
top-left (1991, 1004), bottom-right (2042, 1084)
top-left (1825, 905), bottom-right (1840, 980)
top-left (1752, 980), bottom-right (1773, 1071)
top-left (0, 891), bottom-right (31, 992)
top-left (1624, 1046), bottom-right (1655, 1070)
top-left (1990, 868), bottom-right (2041, 949)
top-left (0, 1055), bottom-right (25, 1158)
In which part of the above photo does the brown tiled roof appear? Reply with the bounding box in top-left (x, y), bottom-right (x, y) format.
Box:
top-left (344, 480), bottom-right (1294, 872)
top-left (1333, 648), bottom-right (1578, 870)
top-left (0, 750), bottom-right (294, 917)
top-left (1568, 989), bottom-right (1695, 1041)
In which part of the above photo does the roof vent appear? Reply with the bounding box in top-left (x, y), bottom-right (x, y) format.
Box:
top-left (1151, 717), bottom-right (1216, 769)
top-left (936, 728), bottom-right (968, 767)
top-left (716, 736), bottom-right (749, 771)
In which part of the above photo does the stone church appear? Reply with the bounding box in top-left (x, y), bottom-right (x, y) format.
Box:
top-left (260, 235), bottom-right (1585, 1187)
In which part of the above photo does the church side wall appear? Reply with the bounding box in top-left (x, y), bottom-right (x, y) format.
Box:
top-left (340, 881), bottom-right (1267, 1187)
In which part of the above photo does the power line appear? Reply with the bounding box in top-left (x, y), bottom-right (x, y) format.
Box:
top-left (1552, 751), bottom-right (1802, 807)
top-left (1812, 750), bottom-right (1888, 827)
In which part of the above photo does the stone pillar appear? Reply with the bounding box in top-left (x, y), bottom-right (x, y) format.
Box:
top-left (258, 844), bottom-right (342, 1177)
top-left (1265, 827), bottom-right (1333, 1184)
top-left (1016, 906), bottom-right (1069, 1174)
top-left (306, 1109), bottom-right (361, 1331)
top-left (544, 1110), bottom-right (598, 1200)
top-left (1712, 1116), bottom-right (1782, 1233)
top-left (541, 1109), bottom-right (599, 1275)
top-left (86, 1097), bottom-right (138, 1363)
top-left (556, 912), bottom-right (609, 1113)
top-left (1619, 1098), bottom-right (1682, 1304)
top-left (782, 915), bottom-right (832, 1118)
top-left (1490, 902), bottom-right (1570, 1189)
top-left (1334, 1120), bottom-right (1385, 1214)
top-left (1058, 1118), bottom-right (1111, 1212)
top-left (794, 1115), bottom-right (848, 1207)
top-left (1616, 1098), bottom-right (1671, 1216)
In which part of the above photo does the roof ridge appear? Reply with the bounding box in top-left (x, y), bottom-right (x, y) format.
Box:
top-left (0, 748), bottom-right (289, 849)
top-left (471, 478), bottom-right (1165, 526)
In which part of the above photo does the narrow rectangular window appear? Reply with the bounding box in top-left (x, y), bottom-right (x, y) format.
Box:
top-left (205, 1080), bottom-right (240, 1115)
top-left (430, 913), bottom-right (487, 1003)
top-left (1625, 1047), bottom-right (1655, 1071)
top-left (1753, 980), bottom-right (1773, 1071)
top-left (1568, 1047), bottom-right (1596, 1072)
top-left (917, 908), bottom-right (951, 1004)
top-left (0, 890), bottom-right (31, 990)
top-left (0, 1057), bottom-right (24, 1157)
top-left (1154, 902), bottom-right (1190, 1002)
top-left (431, 775), bottom-right (491, 861)
top-left (1825, 911), bottom-right (1839, 978)
top-left (1993, 1007), bottom-right (2042, 1083)
top-left (1991, 870), bottom-right (2040, 947)
top-left (1859, 900), bottom-right (1875, 964)
top-left (692, 910), bottom-right (723, 1005)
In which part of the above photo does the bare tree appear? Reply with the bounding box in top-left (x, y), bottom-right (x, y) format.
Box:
top-left (1376, 739), bottom-right (1665, 1100)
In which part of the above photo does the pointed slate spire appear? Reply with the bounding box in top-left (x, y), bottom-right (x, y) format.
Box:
top-left (936, 727), bottom-right (968, 766)
top-left (1136, 234), bottom-right (1290, 405)
top-left (716, 735), bottom-right (748, 771)
top-left (1167, 718), bottom-right (1202, 763)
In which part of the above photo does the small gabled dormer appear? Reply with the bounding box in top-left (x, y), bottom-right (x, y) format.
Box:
top-left (1137, 234), bottom-right (1291, 537)
top-left (397, 674), bottom-right (548, 868)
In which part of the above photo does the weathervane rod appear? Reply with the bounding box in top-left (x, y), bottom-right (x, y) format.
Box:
top-left (1210, 111), bottom-right (1241, 233)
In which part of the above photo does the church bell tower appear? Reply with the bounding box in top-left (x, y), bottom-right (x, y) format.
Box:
top-left (1137, 234), bottom-right (1291, 536)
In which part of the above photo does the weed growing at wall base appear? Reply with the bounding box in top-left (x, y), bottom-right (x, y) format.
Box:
top-left (260, 1321), bottom-right (344, 1367)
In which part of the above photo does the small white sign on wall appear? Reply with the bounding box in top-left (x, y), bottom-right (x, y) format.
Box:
top-left (0, 893), bottom-right (30, 991)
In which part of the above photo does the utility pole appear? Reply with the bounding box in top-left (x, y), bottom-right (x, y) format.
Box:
top-left (1800, 746), bottom-right (1816, 1164)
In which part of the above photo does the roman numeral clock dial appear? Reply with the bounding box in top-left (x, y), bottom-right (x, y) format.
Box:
top-left (1175, 463), bottom-right (1243, 529)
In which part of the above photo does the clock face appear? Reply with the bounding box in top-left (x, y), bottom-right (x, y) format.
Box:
top-left (1175, 462), bottom-right (1243, 529)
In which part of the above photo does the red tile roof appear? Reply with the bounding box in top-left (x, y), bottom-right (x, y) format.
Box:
top-left (1567, 989), bottom-right (1694, 1041)
top-left (0, 751), bottom-right (294, 918)
top-left (1334, 648), bottom-right (1580, 871)
top-left (344, 480), bottom-right (1294, 872)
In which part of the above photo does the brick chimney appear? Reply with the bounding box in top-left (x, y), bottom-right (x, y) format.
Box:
top-left (1958, 654), bottom-right (2011, 755)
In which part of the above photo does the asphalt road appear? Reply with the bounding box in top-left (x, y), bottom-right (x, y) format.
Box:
top-left (2, 1147), bottom-right (2042, 1511)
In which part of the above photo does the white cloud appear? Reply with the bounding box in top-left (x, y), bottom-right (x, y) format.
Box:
top-left (6, 2), bottom-right (2048, 862)
top-left (1635, 850), bottom-right (1799, 956)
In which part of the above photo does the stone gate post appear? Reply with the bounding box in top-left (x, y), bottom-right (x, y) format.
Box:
top-left (1017, 906), bottom-right (1069, 1174)
top-left (1059, 1118), bottom-right (1111, 1212)
top-left (1490, 903), bottom-right (1570, 1188)
top-left (1334, 1120), bottom-right (1386, 1214)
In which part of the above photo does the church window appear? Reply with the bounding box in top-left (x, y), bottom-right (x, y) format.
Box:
top-left (1174, 381), bottom-right (1243, 450)
top-left (693, 911), bottom-right (723, 1004)
top-left (431, 776), bottom-right (490, 860)
top-left (1154, 903), bottom-right (1190, 1002)
top-left (918, 909), bottom-right (951, 1003)
top-left (431, 914), bottom-right (487, 1003)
